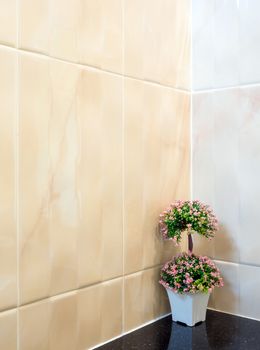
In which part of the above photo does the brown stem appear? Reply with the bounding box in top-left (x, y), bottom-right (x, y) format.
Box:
top-left (188, 233), bottom-right (193, 253)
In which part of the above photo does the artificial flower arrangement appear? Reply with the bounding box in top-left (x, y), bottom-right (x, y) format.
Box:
top-left (158, 200), bottom-right (223, 326)
top-left (160, 253), bottom-right (223, 294)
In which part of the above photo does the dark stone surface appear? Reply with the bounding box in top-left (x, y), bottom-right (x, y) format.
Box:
top-left (96, 310), bottom-right (260, 350)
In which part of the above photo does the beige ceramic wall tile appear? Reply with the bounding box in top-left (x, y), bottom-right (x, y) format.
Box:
top-left (124, 79), bottom-right (190, 274)
top-left (78, 0), bottom-right (122, 72)
top-left (77, 69), bottom-right (123, 287)
top-left (19, 299), bottom-right (50, 350)
top-left (213, 261), bottom-right (239, 315)
top-left (20, 294), bottom-right (77, 350)
top-left (48, 60), bottom-right (81, 296)
top-left (19, 54), bottom-right (52, 304)
top-left (0, 309), bottom-right (17, 350)
top-left (20, 54), bottom-right (123, 303)
top-left (48, 0), bottom-right (80, 62)
top-left (20, 0), bottom-right (80, 60)
top-left (0, 0), bottom-right (16, 46)
top-left (19, 279), bottom-right (122, 350)
top-left (124, 0), bottom-right (191, 89)
top-left (19, 0), bottom-right (123, 72)
top-left (49, 292), bottom-right (78, 350)
top-left (0, 49), bottom-right (17, 310)
top-left (77, 278), bottom-right (122, 349)
top-left (20, 292), bottom-right (78, 350)
top-left (124, 267), bottom-right (170, 331)
top-left (19, 55), bottom-right (82, 303)
top-left (19, 0), bottom-right (49, 54)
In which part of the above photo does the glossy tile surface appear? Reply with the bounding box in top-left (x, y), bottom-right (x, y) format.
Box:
top-left (239, 0), bottom-right (260, 84)
top-left (0, 49), bottom-right (17, 310)
top-left (78, 0), bottom-right (122, 72)
top-left (213, 261), bottom-right (239, 315)
top-left (50, 293), bottom-right (78, 350)
top-left (77, 278), bottom-right (122, 349)
top-left (19, 0), bottom-right (123, 72)
top-left (239, 264), bottom-right (260, 320)
top-left (193, 87), bottom-right (260, 265)
top-left (192, 0), bottom-right (260, 89)
top-left (19, 54), bottom-right (123, 304)
top-left (19, 299), bottom-right (50, 350)
top-left (194, 89), bottom-right (241, 261)
top-left (0, 309), bottom-right (17, 350)
top-left (19, 54), bottom-right (52, 304)
top-left (192, 0), bottom-right (239, 89)
top-left (124, 79), bottom-right (190, 274)
top-left (19, 279), bottom-right (122, 350)
top-left (124, 267), bottom-right (170, 332)
top-left (97, 310), bottom-right (260, 350)
top-left (77, 68), bottom-right (123, 287)
top-left (124, 0), bottom-right (190, 89)
top-left (19, 0), bottom-right (49, 54)
top-left (0, 0), bottom-right (16, 46)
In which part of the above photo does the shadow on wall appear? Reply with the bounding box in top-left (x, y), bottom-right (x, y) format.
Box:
top-left (151, 267), bottom-right (171, 323)
top-left (213, 224), bottom-right (240, 314)
top-left (192, 222), bottom-right (239, 314)
top-left (215, 224), bottom-right (239, 262)
top-left (155, 220), bottom-right (181, 266)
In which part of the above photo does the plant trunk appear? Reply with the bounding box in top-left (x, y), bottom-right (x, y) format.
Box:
top-left (188, 233), bottom-right (193, 253)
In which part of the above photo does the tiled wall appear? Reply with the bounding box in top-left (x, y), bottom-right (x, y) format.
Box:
top-left (192, 0), bottom-right (260, 320)
top-left (0, 1), bottom-right (190, 349)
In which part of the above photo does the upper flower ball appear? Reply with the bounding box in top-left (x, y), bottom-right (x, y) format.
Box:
top-left (159, 200), bottom-right (219, 245)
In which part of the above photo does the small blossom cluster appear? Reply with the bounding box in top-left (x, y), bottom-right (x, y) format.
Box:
top-left (159, 252), bottom-right (224, 294)
top-left (159, 200), bottom-right (218, 244)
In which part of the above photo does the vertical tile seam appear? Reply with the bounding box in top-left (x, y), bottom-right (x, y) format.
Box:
top-left (190, 0), bottom-right (193, 201)
top-left (122, 0), bottom-right (125, 335)
top-left (15, 0), bottom-right (20, 347)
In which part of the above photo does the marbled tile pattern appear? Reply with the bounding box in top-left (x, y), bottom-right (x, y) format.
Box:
top-left (19, 278), bottom-right (122, 350)
top-left (0, 49), bottom-right (17, 311)
top-left (192, 0), bottom-right (260, 331)
top-left (193, 87), bottom-right (260, 265)
top-left (77, 68), bottom-right (123, 288)
top-left (19, 0), bottom-right (123, 72)
top-left (0, 310), bottom-right (17, 350)
top-left (0, 0), bottom-right (16, 46)
top-left (2, 0), bottom-right (190, 348)
top-left (19, 54), bottom-right (52, 304)
top-left (124, 0), bottom-right (190, 89)
top-left (18, 0), bottom-right (191, 87)
top-left (192, 0), bottom-right (260, 89)
top-left (124, 79), bottom-right (190, 274)
top-left (124, 267), bottom-right (170, 332)
top-left (19, 54), bottom-right (123, 304)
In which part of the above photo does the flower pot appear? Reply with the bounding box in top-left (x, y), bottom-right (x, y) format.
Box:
top-left (166, 289), bottom-right (210, 327)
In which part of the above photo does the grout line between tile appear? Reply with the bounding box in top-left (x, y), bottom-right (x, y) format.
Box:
top-left (190, 0), bottom-right (193, 200)
top-left (15, 23), bottom-right (20, 350)
top-left (207, 307), bottom-right (260, 323)
top-left (193, 82), bottom-right (260, 93)
top-left (213, 258), bottom-right (260, 268)
top-left (122, 0), bottom-right (125, 335)
top-left (0, 43), bottom-right (190, 94)
top-left (92, 307), bottom-right (260, 350)
top-left (0, 264), bottom-right (164, 314)
top-left (90, 313), bottom-right (171, 350)
top-left (1, 45), bottom-right (260, 95)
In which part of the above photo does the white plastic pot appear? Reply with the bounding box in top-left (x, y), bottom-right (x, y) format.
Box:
top-left (166, 288), bottom-right (210, 326)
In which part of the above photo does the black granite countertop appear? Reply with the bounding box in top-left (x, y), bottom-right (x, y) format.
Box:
top-left (96, 310), bottom-right (260, 350)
